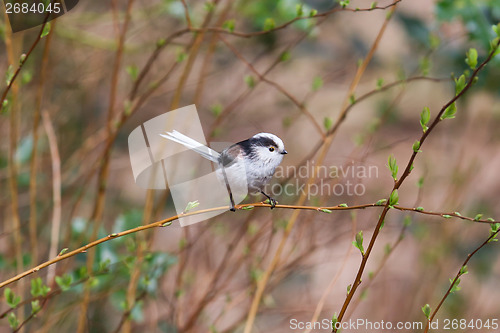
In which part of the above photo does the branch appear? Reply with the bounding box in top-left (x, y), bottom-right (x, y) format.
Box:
top-left (191, 0), bottom-right (403, 39)
top-left (0, 201), bottom-right (495, 291)
top-left (0, 15), bottom-right (51, 111)
top-left (424, 228), bottom-right (500, 332)
top-left (333, 36), bottom-right (500, 332)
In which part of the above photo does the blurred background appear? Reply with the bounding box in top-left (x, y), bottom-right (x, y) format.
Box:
top-left (1, 0), bottom-right (500, 332)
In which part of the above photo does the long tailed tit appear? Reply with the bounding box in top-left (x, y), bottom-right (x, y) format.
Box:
top-left (160, 130), bottom-right (287, 211)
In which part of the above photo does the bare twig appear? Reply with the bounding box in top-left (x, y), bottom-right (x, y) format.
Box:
top-left (333, 34), bottom-right (500, 333)
top-left (41, 111), bottom-right (62, 284)
top-left (424, 228), bottom-right (500, 332)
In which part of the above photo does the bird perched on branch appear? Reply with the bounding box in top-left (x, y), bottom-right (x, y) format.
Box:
top-left (160, 130), bottom-right (287, 211)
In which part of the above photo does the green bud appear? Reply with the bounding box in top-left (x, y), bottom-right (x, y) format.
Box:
top-left (412, 140), bottom-right (421, 153)
top-left (420, 107), bottom-right (430, 132)
top-left (465, 48), bottom-right (478, 69)
top-left (422, 304), bottom-right (431, 319)
top-left (389, 189), bottom-right (399, 206)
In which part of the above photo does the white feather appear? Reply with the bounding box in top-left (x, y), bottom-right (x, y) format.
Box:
top-left (160, 130), bottom-right (220, 163)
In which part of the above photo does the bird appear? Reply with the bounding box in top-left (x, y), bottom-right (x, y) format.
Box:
top-left (160, 130), bottom-right (287, 211)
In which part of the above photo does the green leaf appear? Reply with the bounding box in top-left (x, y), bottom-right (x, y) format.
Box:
top-left (459, 265), bottom-right (468, 275)
top-left (387, 154), bottom-right (398, 180)
top-left (376, 78), bottom-right (384, 90)
top-left (349, 94), bottom-right (356, 105)
top-left (339, 0), bottom-right (350, 8)
top-left (204, 1), bottom-right (215, 12)
top-left (346, 283), bottom-right (352, 294)
top-left (454, 74), bottom-right (466, 95)
top-left (370, 2), bottom-right (378, 9)
top-left (465, 48), bottom-right (478, 69)
top-left (493, 23), bottom-right (500, 37)
top-left (319, 208), bottom-right (332, 213)
top-left (490, 37), bottom-right (500, 55)
top-left (323, 117), bottom-right (333, 131)
top-left (489, 223), bottom-right (500, 242)
top-left (8, 312), bottom-right (18, 330)
top-left (55, 274), bottom-right (73, 291)
top-left (352, 230), bottom-right (364, 255)
top-left (474, 213), bottom-right (483, 221)
top-left (210, 103), bottom-right (222, 117)
top-left (222, 19), bottom-right (235, 32)
top-left (375, 199), bottom-right (387, 206)
top-left (31, 277), bottom-right (51, 297)
top-left (412, 140), bottom-right (421, 153)
top-left (389, 189), bottom-right (399, 206)
top-left (156, 38), bottom-right (166, 47)
top-left (440, 102), bottom-right (456, 120)
top-left (416, 206), bottom-right (424, 211)
top-left (58, 248), bottom-right (68, 256)
top-left (184, 200), bottom-right (200, 212)
top-left (19, 53), bottom-right (26, 65)
top-left (4, 288), bottom-right (21, 308)
top-left (417, 177), bottom-right (424, 188)
top-left (420, 107), bottom-right (430, 132)
top-left (5, 64), bottom-right (14, 86)
top-left (126, 65), bottom-right (139, 81)
top-left (442, 214), bottom-right (452, 219)
top-left (41, 22), bottom-right (51, 38)
top-left (331, 313), bottom-right (338, 329)
top-left (422, 304), bottom-right (431, 318)
top-left (312, 76), bottom-right (323, 91)
top-left (176, 49), bottom-right (187, 63)
top-left (244, 75), bottom-right (255, 88)
top-left (263, 18), bottom-right (275, 31)
top-left (338, 203), bottom-right (348, 208)
top-left (296, 4), bottom-right (303, 16)
top-left (242, 205), bottom-right (254, 210)
top-left (31, 300), bottom-right (41, 314)
top-left (309, 9), bottom-right (317, 17)
top-left (450, 278), bottom-right (461, 293)
top-left (280, 51), bottom-right (291, 62)
top-left (161, 221), bottom-right (172, 227)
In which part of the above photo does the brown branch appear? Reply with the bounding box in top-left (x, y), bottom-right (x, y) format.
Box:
top-left (0, 201), bottom-right (495, 292)
top-left (41, 110), bottom-right (62, 284)
top-left (191, 0), bottom-right (403, 39)
top-left (333, 34), bottom-right (500, 333)
top-left (0, 15), bottom-right (51, 111)
top-left (424, 228), bottom-right (500, 332)
top-left (180, 0), bottom-right (192, 29)
top-left (29, 20), bottom-right (54, 266)
top-left (77, 0), bottom-right (136, 331)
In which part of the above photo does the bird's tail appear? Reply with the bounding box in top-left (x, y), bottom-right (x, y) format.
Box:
top-left (160, 130), bottom-right (220, 163)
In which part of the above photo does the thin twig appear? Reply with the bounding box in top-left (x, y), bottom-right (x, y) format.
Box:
top-left (424, 228), bottom-right (500, 332)
top-left (41, 111), bottom-right (62, 284)
top-left (333, 34), bottom-right (500, 333)
top-left (0, 200), bottom-right (495, 291)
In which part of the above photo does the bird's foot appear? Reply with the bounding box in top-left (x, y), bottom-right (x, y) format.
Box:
top-left (269, 198), bottom-right (277, 209)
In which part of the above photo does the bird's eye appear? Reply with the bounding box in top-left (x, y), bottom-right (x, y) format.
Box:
top-left (269, 147), bottom-right (275, 152)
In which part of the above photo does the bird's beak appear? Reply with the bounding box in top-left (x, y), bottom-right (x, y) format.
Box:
top-left (281, 150), bottom-right (288, 155)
